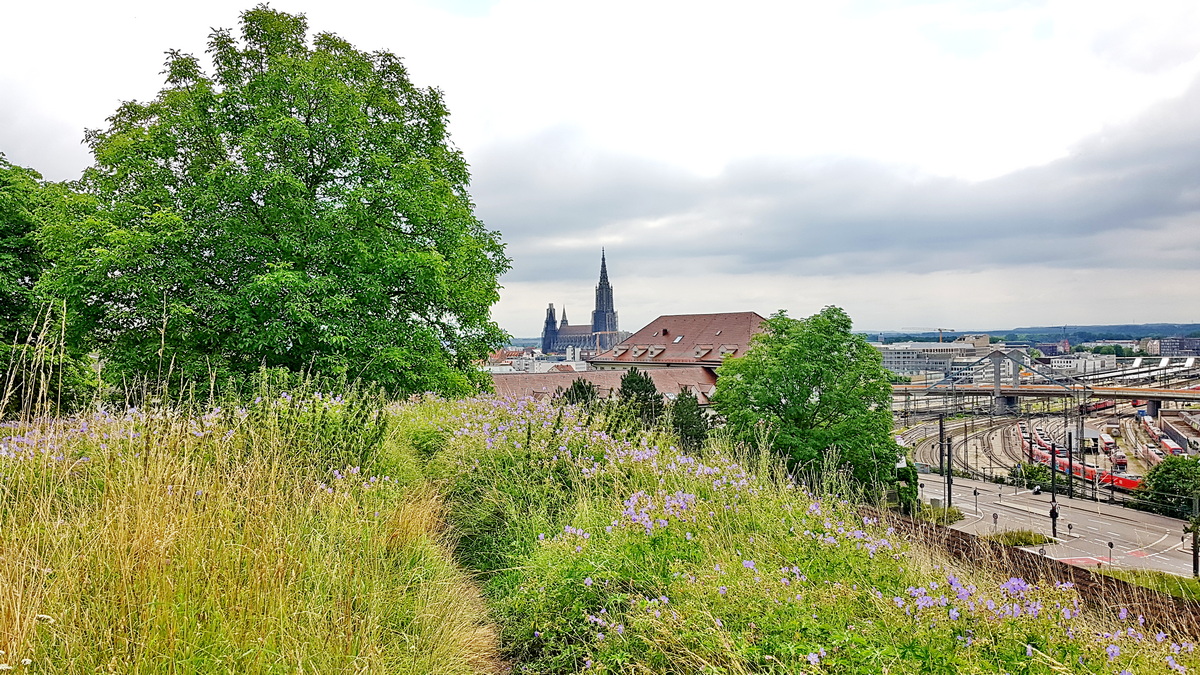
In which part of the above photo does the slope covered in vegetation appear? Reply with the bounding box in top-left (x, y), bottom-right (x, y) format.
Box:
top-left (2, 389), bottom-right (1198, 673)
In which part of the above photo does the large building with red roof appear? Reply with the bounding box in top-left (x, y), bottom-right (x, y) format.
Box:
top-left (587, 311), bottom-right (766, 370)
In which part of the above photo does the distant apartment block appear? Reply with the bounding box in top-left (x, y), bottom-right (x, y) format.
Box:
top-left (876, 341), bottom-right (977, 376)
top-left (1159, 337), bottom-right (1200, 357)
top-left (1048, 352), bottom-right (1117, 375)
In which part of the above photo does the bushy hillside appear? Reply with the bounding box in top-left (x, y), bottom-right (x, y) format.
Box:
top-left (2, 390), bottom-right (1198, 673)
top-left (398, 396), bottom-right (1200, 674)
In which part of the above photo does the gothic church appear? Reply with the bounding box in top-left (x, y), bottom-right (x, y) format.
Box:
top-left (541, 252), bottom-right (622, 354)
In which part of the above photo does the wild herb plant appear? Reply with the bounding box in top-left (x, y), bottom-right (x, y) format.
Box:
top-left (405, 394), bottom-right (1200, 674)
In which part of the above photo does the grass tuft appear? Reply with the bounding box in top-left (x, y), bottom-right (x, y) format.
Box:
top-left (984, 529), bottom-right (1056, 547)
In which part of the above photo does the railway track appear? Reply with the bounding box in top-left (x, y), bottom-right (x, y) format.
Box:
top-left (908, 417), bottom-right (1018, 479)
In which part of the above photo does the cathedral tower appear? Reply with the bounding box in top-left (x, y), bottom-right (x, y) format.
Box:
top-left (591, 250), bottom-right (619, 350)
top-left (541, 303), bottom-right (559, 353)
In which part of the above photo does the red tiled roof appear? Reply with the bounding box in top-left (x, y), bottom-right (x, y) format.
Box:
top-left (487, 348), bottom-right (527, 363)
top-left (588, 312), bottom-right (766, 367)
top-left (548, 364), bottom-right (577, 373)
top-left (491, 367), bottom-right (718, 404)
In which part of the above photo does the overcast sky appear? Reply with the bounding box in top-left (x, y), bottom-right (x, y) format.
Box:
top-left (4, 0), bottom-right (1200, 337)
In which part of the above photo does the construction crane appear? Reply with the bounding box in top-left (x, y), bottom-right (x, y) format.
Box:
top-left (901, 327), bottom-right (958, 343)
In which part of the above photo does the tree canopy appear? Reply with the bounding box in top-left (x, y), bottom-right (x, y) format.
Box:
top-left (711, 307), bottom-right (898, 484)
top-left (36, 5), bottom-right (509, 396)
top-left (0, 155), bottom-right (45, 339)
top-left (1138, 456), bottom-right (1200, 518)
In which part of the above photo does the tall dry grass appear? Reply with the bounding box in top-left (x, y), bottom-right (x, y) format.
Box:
top-left (0, 391), bottom-right (501, 673)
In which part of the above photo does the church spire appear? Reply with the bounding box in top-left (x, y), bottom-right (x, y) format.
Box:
top-left (541, 303), bottom-right (559, 353)
top-left (592, 250), bottom-right (618, 349)
top-left (560, 306), bottom-right (569, 327)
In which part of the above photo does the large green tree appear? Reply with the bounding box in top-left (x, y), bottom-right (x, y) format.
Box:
top-left (0, 156), bottom-right (97, 410)
top-left (1137, 456), bottom-right (1200, 518)
top-left (0, 155), bottom-right (45, 338)
top-left (711, 307), bottom-right (898, 484)
top-left (37, 6), bottom-right (509, 395)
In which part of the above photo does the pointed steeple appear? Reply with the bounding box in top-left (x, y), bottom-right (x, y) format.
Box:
top-left (560, 306), bottom-right (569, 327)
top-left (541, 303), bottom-right (559, 353)
top-left (592, 250), bottom-right (618, 349)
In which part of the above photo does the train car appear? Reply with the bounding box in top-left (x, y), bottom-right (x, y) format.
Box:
top-left (1161, 438), bottom-right (1184, 456)
top-left (1099, 433), bottom-right (1116, 454)
top-left (1142, 416), bottom-right (1167, 439)
top-left (1080, 400), bottom-right (1116, 414)
top-left (1023, 434), bottom-right (1143, 492)
top-left (1112, 453), bottom-right (1128, 471)
top-left (1132, 399), bottom-right (1147, 407)
top-left (1100, 473), bottom-right (1141, 491)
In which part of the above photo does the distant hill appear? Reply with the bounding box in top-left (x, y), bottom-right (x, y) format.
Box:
top-left (865, 324), bottom-right (1200, 344)
top-left (998, 324), bottom-right (1200, 338)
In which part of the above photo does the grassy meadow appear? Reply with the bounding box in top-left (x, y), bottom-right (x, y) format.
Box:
top-left (2, 388), bottom-right (1199, 673)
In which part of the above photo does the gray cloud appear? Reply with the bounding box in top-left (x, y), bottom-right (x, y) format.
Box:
top-left (1090, 9), bottom-right (1200, 74)
top-left (0, 83), bottom-right (92, 182)
top-left (471, 75), bottom-right (1200, 288)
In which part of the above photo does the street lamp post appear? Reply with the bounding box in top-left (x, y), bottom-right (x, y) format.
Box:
top-left (1186, 508), bottom-right (1200, 578)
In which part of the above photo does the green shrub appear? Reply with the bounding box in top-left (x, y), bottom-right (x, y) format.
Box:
top-left (914, 501), bottom-right (965, 525)
top-left (984, 529), bottom-right (1054, 547)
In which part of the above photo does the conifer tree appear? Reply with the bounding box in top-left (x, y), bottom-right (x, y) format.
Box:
top-left (669, 387), bottom-right (709, 451)
top-left (618, 367), bottom-right (662, 427)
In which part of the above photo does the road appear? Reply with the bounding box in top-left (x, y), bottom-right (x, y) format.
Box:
top-left (918, 473), bottom-right (1199, 577)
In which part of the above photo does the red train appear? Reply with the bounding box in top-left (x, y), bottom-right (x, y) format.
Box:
top-left (1079, 400), bottom-right (1116, 414)
top-left (1017, 422), bottom-right (1141, 491)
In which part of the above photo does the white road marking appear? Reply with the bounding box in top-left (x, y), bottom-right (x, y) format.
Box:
top-left (1127, 531), bottom-right (1171, 556)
